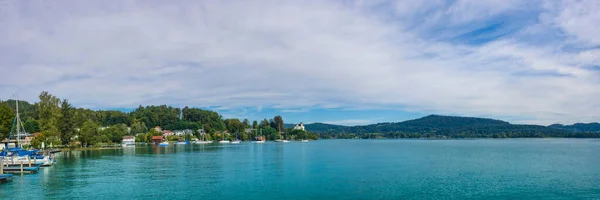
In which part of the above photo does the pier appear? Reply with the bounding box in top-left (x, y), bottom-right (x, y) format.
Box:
top-left (1, 155), bottom-right (42, 174)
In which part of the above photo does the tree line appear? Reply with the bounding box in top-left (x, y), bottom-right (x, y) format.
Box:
top-left (0, 91), bottom-right (317, 147)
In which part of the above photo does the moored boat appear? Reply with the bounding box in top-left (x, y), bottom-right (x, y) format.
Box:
top-left (175, 141), bottom-right (190, 145)
top-left (253, 130), bottom-right (266, 143)
top-left (194, 140), bottom-right (211, 144)
top-left (158, 141), bottom-right (169, 147)
top-left (0, 174), bottom-right (13, 183)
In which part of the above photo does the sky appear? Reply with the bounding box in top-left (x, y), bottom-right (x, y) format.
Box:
top-left (0, 0), bottom-right (599, 126)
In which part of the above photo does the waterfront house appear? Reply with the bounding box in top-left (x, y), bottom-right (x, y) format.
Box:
top-left (0, 139), bottom-right (17, 150)
top-left (174, 129), bottom-right (193, 136)
top-left (122, 136), bottom-right (135, 147)
top-left (163, 130), bottom-right (174, 137)
top-left (151, 136), bottom-right (165, 144)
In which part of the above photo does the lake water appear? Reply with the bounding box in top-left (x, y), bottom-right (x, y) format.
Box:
top-left (2, 139), bottom-right (600, 199)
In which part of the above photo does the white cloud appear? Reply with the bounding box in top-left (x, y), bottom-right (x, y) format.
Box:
top-left (543, 0), bottom-right (600, 45)
top-left (281, 109), bottom-right (309, 113)
top-left (0, 0), bottom-right (598, 125)
top-left (322, 119), bottom-right (373, 126)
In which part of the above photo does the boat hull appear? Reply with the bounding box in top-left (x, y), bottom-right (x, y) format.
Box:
top-left (6, 156), bottom-right (54, 166)
top-left (0, 174), bottom-right (13, 183)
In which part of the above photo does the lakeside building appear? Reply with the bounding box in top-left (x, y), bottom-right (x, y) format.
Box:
top-left (174, 129), bottom-right (193, 136)
top-left (163, 130), bottom-right (174, 137)
top-left (122, 136), bottom-right (135, 147)
top-left (151, 136), bottom-right (165, 144)
top-left (293, 123), bottom-right (305, 131)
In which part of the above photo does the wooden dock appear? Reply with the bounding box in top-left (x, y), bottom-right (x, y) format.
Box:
top-left (1, 158), bottom-right (40, 174)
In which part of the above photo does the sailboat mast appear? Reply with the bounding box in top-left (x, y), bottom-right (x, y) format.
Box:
top-left (15, 94), bottom-right (20, 148)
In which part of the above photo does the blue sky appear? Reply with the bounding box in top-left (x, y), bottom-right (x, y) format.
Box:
top-left (0, 0), bottom-right (599, 125)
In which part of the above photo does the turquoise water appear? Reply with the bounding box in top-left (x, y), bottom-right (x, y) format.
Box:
top-left (2, 139), bottom-right (600, 199)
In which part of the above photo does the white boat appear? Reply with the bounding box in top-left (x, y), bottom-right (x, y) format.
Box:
top-left (8, 155), bottom-right (54, 166)
top-left (194, 140), bottom-right (211, 144)
top-left (158, 141), bottom-right (168, 147)
top-left (218, 132), bottom-right (230, 143)
top-left (175, 141), bottom-right (189, 145)
top-left (253, 129), bottom-right (266, 143)
top-left (301, 139), bottom-right (309, 143)
top-left (276, 131), bottom-right (289, 143)
top-left (231, 132), bottom-right (241, 144)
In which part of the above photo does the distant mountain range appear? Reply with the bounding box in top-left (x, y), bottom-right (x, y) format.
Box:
top-left (287, 115), bottom-right (600, 138)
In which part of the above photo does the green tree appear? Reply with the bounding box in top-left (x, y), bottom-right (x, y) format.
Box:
top-left (130, 119), bottom-right (148, 134)
top-left (274, 115), bottom-right (285, 138)
top-left (225, 118), bottom-right (246, 135)
top-left (148, 128), bottom-right (162, 136)
top-left (135, 133), bottom-right (147, 143)
top-left (261, 126), bottom-right (278, 140)
top-left (260, 119), bottom-right (270, 128)
top-left (59, 99), bottom-right (75, 146)
top-left (0, 103), bottom-right (15, 140)
top-left (80, 120), bottom-right (99, 147)
top-left (242, 118), bottom-right (250, 128)
top-left (100, 123), bottom-right (128, 143)
top-left (24, 119), bottom-right (40, 133)
top-left (36, 91), bottom-right (61, 142)
top-left (252, 120), bottom-right (258, 129)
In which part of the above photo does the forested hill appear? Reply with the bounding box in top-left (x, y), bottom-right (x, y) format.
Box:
top-left (304, 115), bottom-right (600, 138)
top-left (549, 123), bottom-right (600, 132)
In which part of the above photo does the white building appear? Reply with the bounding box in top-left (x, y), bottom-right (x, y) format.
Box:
top-left (293, 123), bottom-right (305, 131)
top-left (122, 136), bottom-right (135, 147)
top-left (163, 130), bottom-right (174, 137)
top-left (174, 129), bottom-right (193, 136)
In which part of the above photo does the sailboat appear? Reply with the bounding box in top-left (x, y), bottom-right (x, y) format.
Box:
top-left (302, 133), bottom-right (309, 143)
top-left (194, 133), bottom-right (211, 144)
top-left (253, 129), bottom-right (265, 143)
top-left (2, 94), bottom-right (54, 167)
top-left (275, 132), bottom-right (289, 143)
top-left (218, 132), bottom-right (230, 144)
top-left (281, 132), bottom-right (289, 143)
top-left (231, 132), bottom-right (241, 144)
